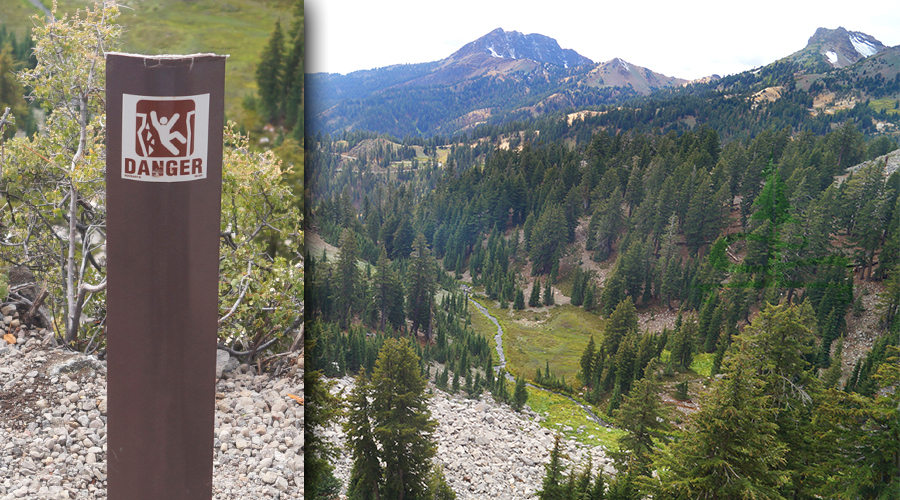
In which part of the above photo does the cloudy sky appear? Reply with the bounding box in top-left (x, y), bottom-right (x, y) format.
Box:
top-left (305, 0), bottom-right (900, 80)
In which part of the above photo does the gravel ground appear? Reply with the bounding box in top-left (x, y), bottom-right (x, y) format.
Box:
top-left (320, 376), bottom-right (613, 500)
top-left (0, 326), bottom-right (303, 500)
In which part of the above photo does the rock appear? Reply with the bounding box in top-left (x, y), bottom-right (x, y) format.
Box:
top-left (215, 349), bottom-right (240, 379)
top-left (271, 399), bottom-right (288, 414)
top-left (46, 355), bottom-right (104, 377)
top-left (0, 339), bottom-right (305, 499)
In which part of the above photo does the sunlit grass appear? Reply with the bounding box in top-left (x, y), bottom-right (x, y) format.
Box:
top-left (690, 352), bottom-right (715, 378)
top-left (869, 98), bottom-right (900, 115)
top-left (44, 0), bottom-right (293, 120)
top-left (526, 386), bottom-right (624, 451)
top-left (470, 299), bottom-right (605, 387)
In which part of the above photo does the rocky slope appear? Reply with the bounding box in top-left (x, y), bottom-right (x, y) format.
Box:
top-left (320, 376), bottom-right (614, 500)
top-left (786, 27), bottom-right (886, 70)
top-left (584, 57), bottom-right (688, 94)
top-left (450, 28), bottom-right (593, 68)
top-left (0, 324), bottom-right (303, 500)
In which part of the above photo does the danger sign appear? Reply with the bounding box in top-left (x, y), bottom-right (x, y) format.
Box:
top-left (121, 94), bottom-right (209, 182)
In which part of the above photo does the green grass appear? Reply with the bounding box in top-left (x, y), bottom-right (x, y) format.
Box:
top-left (467, 297), bottom-right (501, 365)
top-left (525, 386), bottom-right (625, 451)
top-left (471, 299), bottom-right (605, 386)
top-left (14, 0), bottom-right (294, 120)
top-left (689, 352), bottom-right (715, 378)
top-left (868, 98), bottom-right (900, 115)
top-left (0, 1), bottom-right (44, 37)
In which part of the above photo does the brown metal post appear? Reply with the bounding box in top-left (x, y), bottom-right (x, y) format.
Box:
top-left (105, 53), bottom-right (225, 500)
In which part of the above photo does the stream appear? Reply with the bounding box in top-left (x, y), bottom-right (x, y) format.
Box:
top-left (27, 0), bottom-right (52, 18)
top-left (467, 295), bottom-right (612, 428)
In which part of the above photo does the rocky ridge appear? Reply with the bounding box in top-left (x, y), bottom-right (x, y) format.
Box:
top-left (321, 376), bottom-right (614, 500)
top-left (449, 28), bottom-right (593, 68)
top-left (0, 320), bottom-right (303, 500)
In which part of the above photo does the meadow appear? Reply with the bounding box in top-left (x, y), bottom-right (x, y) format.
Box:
top-left (7, 0), bottom-right (294, 120)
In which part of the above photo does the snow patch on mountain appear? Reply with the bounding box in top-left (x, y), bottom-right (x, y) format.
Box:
top-left (849, 34), bottom-right (878, 57)
top-left (488, 45), bottom-right (500, 58)
top-left (826, 51), bottom-right (838, 64)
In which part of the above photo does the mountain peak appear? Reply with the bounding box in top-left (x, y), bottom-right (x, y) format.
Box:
top-left (587, 57), bottom-right (688, 94)
top-left (802, 27), bottom-right (885, 68)
top-left (450, 28), bottom-right (593, 68)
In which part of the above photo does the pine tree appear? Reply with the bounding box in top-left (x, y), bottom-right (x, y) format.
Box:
top-left (0, 45), bottom-right (29, 139)
top-left (587, 468), bottom-right (606, 500)
top-left (392, 216), bottom-right (415, 259)
top-left (652, 349), bottom-right (787, 500)
top-left (543, 277), bottom-right (554, 306)
top-left (612, 378), bottom-right (670, 477)
top-left (580, 335), bottom-right (596, 388)
top-left (281, 0), bottom-right (304, 135)
top-left (305, 369), bottom-right (343, 500)
top-left (530, 278), bottom-right (542, 307)
top-left (573, 458), bottom-right (594, 500)
top-left (669, 314), bottom-right (696, 371)
top-left (602, 297), bottom-right (638, 356)
top-left (255, 20), bottom-right (284, 122)
top-left (537, 435), bottom-right (569, 500)
top-left (571, 267), bottom-right (585, 306)
top-left (372, 247), bottom-right (404, 332)
top-left (514, 286), bottom-right (526, 310)
top-left (821, 335), bottom-right (843, 390)
top-left (407, 233), bottom-right (436, 338)
top-left (513, 374), bottom-right (528, 411)
top-left (493, 370), bottom-right (511, 403)
top-left (345, 371), bottom-right (383, 500)
top-left (710, 326), bottom-right (730, 377)
top-left (335, 229), bottom-right (362, 328)
top-left (583, 284), bottom-right (596, 312)
top-left (347, 338), bottom-right (438, 500)
top-left (530, 204), bottom-right (568, 275)
top-left (427, 465), bottom-right (457, 500)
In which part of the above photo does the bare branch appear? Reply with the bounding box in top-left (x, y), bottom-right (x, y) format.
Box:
top-left (218, 261), bottom-right (252, 325)
top-left (24, 283), bottom-right (49, 326)
top-left (66, 278), bottom-right (107, 344)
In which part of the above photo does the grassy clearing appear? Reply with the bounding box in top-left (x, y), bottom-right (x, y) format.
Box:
top-left (33, 0), bottom-right (293, 120)
top-left (689, 352), bottom-right (714, 378)
top-left (1, 0), bottom-right (44, 37)
top-left (473, 300), bottom-right (605, 386)
top-left (525, 386), bottom-right (624, 451)
top-left (868, 98), bottom-right (900, 115)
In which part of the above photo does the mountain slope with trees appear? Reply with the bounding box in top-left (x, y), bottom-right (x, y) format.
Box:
top-left (306, 114), bottom-right (899, 497)
top-left (306, 21), bottom-right (899, 500)
top-left (308, 26), bottom-right (898, 141)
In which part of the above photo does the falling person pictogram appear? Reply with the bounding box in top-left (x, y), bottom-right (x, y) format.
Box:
top-left (150, 111), bottom-right (187, 155)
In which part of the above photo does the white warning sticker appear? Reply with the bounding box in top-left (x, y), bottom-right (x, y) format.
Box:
top-left (121, 94), bottom-right (209, 182)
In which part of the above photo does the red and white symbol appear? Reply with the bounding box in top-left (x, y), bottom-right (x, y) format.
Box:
top-left (136, 99), bottom-right (195, 158)
top-left (122, 94), bottom-right (209, 182)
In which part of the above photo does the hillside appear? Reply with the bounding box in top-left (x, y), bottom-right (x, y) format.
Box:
top-left (785, 26), bottom-right (886, 71)
top-left (584, 57), bottom-right (688, 94)
top-left (309, 26), bottom-right (899, 143)
top-left (307, 116), bottom-right (900, 497)
top-left (3, 0), bottom-right (294, 120)
top-left (307, 28), bottom-right (689, 138)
